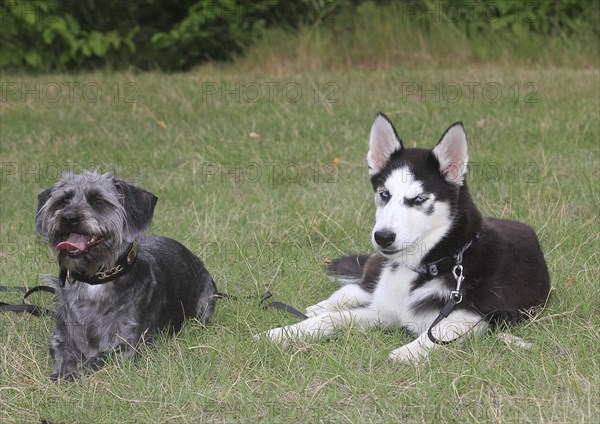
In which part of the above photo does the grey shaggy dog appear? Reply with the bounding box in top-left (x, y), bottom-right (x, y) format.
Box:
top-left (36, 171), bottom-right (217, 380)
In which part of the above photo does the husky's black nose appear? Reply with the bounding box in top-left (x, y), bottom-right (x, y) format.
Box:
top-left (61, 210), bottom-right (80, 227)
top-left (374, 230), bottom-right (396, 249)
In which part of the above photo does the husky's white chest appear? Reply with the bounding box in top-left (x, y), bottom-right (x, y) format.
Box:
top-left (371, 265), bottom-right (451, 330)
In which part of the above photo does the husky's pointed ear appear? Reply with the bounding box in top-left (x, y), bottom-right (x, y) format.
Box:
top-left (367, 113), bottom-right (403, 175)
top-left (432, 122), bottom-right (468, 185)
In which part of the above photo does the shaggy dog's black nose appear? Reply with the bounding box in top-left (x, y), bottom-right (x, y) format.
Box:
top-left (374, 230), bottom-right (396, 248)
top-left (61, 210), bottom-right (80, 227)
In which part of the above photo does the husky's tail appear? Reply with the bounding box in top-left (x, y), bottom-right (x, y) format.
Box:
top-left (326, 254), bottom-right (370, 285)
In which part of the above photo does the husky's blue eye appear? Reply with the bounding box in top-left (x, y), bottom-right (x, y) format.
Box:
top-left (378, 190), bottom-right (390, 201)
top-left (413, 195), bottom-right (428, 205)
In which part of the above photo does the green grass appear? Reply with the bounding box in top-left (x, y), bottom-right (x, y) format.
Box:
top-left (0, 63), bottom-right (598, 423)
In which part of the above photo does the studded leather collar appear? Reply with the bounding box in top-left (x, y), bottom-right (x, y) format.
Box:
top-left (59, 240), bottom-right (138, 286)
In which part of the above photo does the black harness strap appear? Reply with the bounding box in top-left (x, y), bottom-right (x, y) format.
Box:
top-left (416, 235), bottom-right (479, 278)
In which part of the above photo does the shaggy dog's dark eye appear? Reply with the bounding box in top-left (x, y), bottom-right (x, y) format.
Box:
top-left (89, 197), bottom-right (104, 207)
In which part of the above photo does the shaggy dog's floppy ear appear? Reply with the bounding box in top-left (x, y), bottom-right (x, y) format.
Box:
top-left (367, 113), bottom-right (404, 175)
top-left (432, 122), bottom-right (468, 186)
top-left (35, 187), bottom-right (53, 240)
top-left (113, 178), bottom-right (158, 238)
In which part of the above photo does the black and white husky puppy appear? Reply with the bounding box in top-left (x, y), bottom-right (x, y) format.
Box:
top-left (259, 113), bottom-right (550, 362)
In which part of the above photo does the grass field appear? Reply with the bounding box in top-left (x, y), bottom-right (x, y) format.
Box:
top-left (0, 62), bottom-right (598, 423)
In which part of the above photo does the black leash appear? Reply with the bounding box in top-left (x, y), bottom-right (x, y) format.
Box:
top-left (214, 290), bottom-right (308, 320)
top-left (425, 234), bottom-right (518, 345)
top-left (0, 286), bottom-right (26, 293)
top-left (2, 283), bottom-right (308, 322)
top-left (427, 265), bottom-right (466, 345)
top-left (426, 236), bottom-right (474, 345)
top-left (259, 291), bottom-right (308, 320)
top-left (0, 285), bottom-right (56, 317)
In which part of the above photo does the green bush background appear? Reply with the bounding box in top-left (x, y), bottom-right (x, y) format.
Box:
top-left (1, 0), bottom-right (598, 72)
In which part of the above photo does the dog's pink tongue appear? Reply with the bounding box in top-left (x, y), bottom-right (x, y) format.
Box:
top-left (56, 234), bottom-right (88, 252)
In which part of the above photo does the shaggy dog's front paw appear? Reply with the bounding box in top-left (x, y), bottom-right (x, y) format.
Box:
top-left (50, 370), bottom-right (77, 382)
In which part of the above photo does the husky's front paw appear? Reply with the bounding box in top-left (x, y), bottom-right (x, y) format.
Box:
top-left (389, 342), bottom-right (428, 363)
top-left (305, 301), bottom-right (334, 317)
top-left (255, 327), bottom-right (286, 344)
